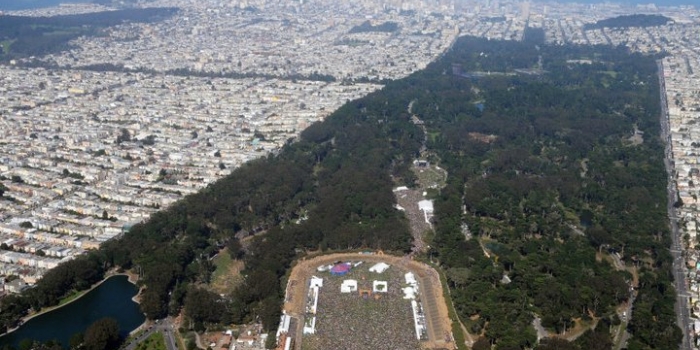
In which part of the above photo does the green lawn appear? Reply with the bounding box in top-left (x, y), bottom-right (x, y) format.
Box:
top-left (135, 332), bottom-right (166, 350)
top-left (212, 249), bottom-right (233, 281)
top-left (209, 248), bottom-right (244, 295)
top-left (414, 164), bottom-right (447, 189)
top-left (56, 288), bottom-right (90, 307)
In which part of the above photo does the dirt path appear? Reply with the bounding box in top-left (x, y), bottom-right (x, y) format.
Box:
top-left (283, 252), bottom-right (454, 350)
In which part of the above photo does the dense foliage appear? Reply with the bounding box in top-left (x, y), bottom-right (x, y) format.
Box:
top-left (583, 14), bottom-right (673, 30)
top-left (0, 36), bottom-right (679, 350)
top-left (82, 318), bottom-right (121, 350)
top-left (415, 37), bottom-right (678, 348)
top-left (349, 20), bottom-right (399, 33)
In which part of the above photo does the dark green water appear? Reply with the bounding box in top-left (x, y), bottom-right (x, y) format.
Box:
top-left (0, 275), bottom-right (145, 349)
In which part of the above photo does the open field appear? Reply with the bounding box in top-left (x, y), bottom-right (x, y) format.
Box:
top-left (209, 248), bottom-right (244, 295)
top-left (135, 332), bottom-right (166, 350)
top-left (414, 164), bottom-right (447, 190)
top-left (284, 253), bottom-right (454, 350)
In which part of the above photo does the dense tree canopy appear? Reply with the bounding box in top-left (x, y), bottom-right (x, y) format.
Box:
top-left (83, 318), bottom-right (121, 350)
top-left (414, 37), bottom-right (677, 348)
top-left (583, 14), bottom-right (673, 30)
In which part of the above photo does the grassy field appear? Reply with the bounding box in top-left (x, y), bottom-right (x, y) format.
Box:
top-left (209, 248), bottom-right (244, 295)
top-left (135, 332), bottom-right (166, 350)
top-left (301, 263), bottom-right (420, 350)
top-left (57, 289), bottom-right (87, 306)
top-left (414, 164), bottom-right (447, 190)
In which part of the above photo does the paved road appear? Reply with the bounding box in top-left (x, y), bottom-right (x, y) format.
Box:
top-left (162, 320), bottom-right (178, 350)
top-left (612, 291), bottom-right (635, 350)
top-left (609, 249), bottom-right (635, 350)
top-left (658, 59), bottom-right (692, 350)
top-left (122, 318), bottom-right (178, 350)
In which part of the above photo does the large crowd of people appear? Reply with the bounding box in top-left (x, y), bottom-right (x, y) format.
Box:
top-left (304, 264), bottom-right (421, 350)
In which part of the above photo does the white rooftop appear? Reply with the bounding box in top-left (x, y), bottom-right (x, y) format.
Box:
top-left (341, 279), bottom-right (358, 293)
top-left (418, 200), bottom-right (434, 213)
top-left (369, 262), bottom-right (390, 273)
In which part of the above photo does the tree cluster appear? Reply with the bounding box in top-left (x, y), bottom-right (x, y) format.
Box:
top-left (583, 14), bottom-right (673, 30)
top-left (348, 21), bottom-right (399, 34)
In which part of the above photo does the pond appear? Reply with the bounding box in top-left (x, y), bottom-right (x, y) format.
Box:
top-left (0, 275), bottom-right (145, 349)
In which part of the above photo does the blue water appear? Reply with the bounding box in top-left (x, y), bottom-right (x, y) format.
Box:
top-left (0, 0), bottom-right (92, 11)
top-left (0, 275), bottom-right (145, 349)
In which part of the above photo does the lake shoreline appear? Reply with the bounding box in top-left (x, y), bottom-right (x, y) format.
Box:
top-left (1, 271), bottom-right (144, 338)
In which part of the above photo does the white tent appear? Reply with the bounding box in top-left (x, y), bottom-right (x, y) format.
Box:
top-left (418, 200), bottom-right (434, 213)
top-left (418, 200), bottom-right (434, 224)
top-left (369, 262), bottom-right (390, 273)
top-left (405, 272), bottom-right (417, 286)
top-left (310, 276), bottom-right (323, 288)
top-left (303, 317), bottom-right (316, 334)
top-left (341, 279), bottom-right (358, 293)
top-left (316, 264), bottom-right (332, 272)
top-left (373, 280), bottom-right (388, 293)
top-left (403, 286), bottom-right (416, 299)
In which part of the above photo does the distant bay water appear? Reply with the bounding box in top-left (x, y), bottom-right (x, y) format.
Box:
top-left (0, 0), bottom-right (92, 11)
